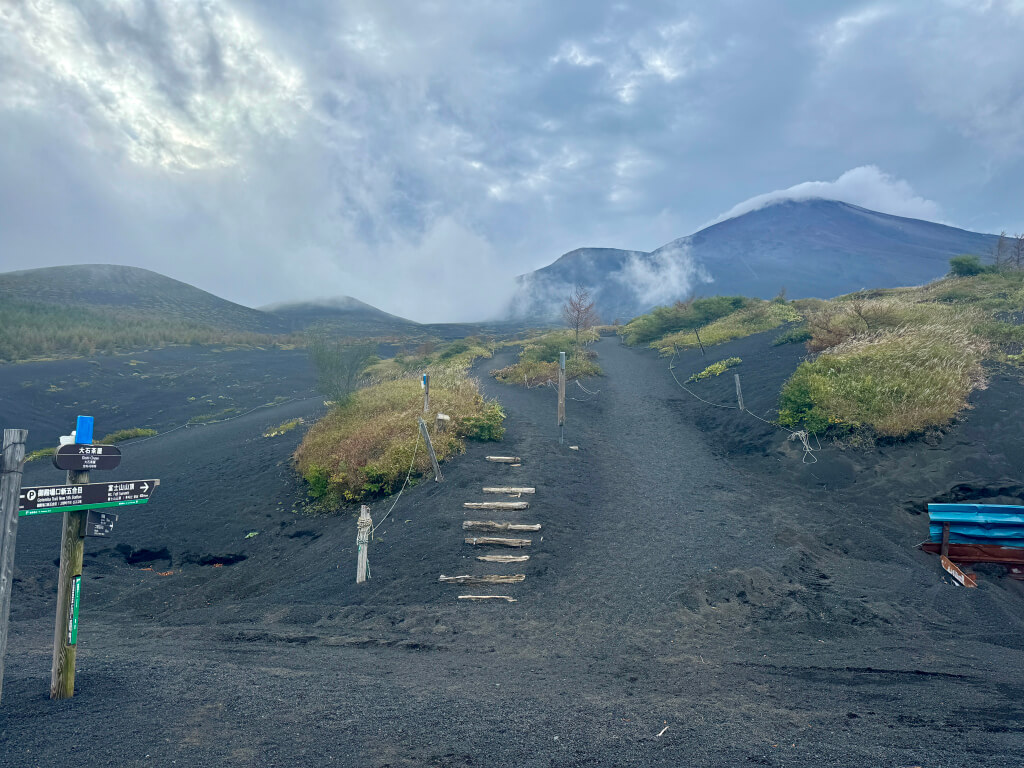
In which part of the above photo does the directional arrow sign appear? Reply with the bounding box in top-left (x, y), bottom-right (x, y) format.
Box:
top-left (52, 443), bottom-right (122, 472)
top-left (18, 480), bottom-right (160, 517)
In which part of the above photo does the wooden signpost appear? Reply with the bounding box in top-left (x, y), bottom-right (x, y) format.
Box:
top-left (557, 351), bottom-right (566, 442)
top-left (356, 505), bottom-right (372, 584)
top-left (0, 429), bottom-right (28, 704)
top-left (418, 418), bottom-right (443, 482)
top-left (12, 417), bottom-right (161, 700)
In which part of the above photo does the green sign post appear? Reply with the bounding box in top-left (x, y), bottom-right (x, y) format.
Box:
top-left (15, 417), bottom-right (161, 700)
top-left (67, 576), bottom-right (80, 646)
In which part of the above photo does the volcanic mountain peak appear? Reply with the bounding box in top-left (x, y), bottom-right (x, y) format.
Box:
top-left (511, 198), bottom-right (1000, 322)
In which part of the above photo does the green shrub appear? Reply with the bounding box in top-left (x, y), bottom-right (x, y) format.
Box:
top-left (653, 301), bottom-right (802, 354)
top-left (773, 323), bottom-right (812, 346)
top-left (949, 254), bottom-right (990, 277)
top-left (459, 402), bottom-right (506, 440)
top-left (492, 329), bottom-right (601, 386)
top-left (687, 357), bottom-right (742, 383)
top-left (621, 296), bottom-right (751, 346)
top-left (778, 326), bottom-right (988, 437)
top-left (295, 372), bottom-right (504, 504)
top-left (97, 428), bottom-right (158, 444)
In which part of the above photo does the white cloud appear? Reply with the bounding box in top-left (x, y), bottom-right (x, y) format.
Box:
top-left (613, 243), bottom-right (711, 306)
top-left (0, 0), bottom-right (309, 171)
top-left (707, 166), bottom-right (943, 226)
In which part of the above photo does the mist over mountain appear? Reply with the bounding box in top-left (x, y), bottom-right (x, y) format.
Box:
top-left (510, 199), bottom-right (1001, 322)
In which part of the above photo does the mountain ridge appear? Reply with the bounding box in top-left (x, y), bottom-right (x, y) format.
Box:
top-left (511, 198), bottom-right (1001, 321)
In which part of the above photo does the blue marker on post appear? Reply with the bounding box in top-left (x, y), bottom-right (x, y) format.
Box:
top-left (75, 416), bottom-right (94, 446)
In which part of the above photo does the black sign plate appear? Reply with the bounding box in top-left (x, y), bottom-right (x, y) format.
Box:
top-left (19, 479), bottom-right (160, 516)
top-left (85, 510), bottom-right (118, 537)
top-left (52, 443), bottom-right (122, 472)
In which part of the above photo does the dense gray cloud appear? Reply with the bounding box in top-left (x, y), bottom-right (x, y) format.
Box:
top-left (1, 0), bottom-right (1023, 321)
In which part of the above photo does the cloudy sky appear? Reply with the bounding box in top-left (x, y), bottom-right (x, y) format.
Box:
top-left (2, 0), bottom-right (1023, 321)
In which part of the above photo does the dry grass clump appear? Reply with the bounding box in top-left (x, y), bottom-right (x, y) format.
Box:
top-left (362, 337), bottom-right (494, 385)
top-left (803, 298), bottom-right (986, 352)
top-left (779, 325), bottom-right (989, 437)
top-left (652, 301), bottom-right (801, 355)
top-left (294, 369), bottom-right (503, 504)
top-left (492, 329), bottom-right (601, 387)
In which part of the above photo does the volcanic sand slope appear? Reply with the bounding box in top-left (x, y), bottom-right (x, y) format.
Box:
top-left (1, 338), bottom-right (1023, 765)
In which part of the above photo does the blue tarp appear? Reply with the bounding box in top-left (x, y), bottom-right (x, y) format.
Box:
top-left (927, 503), bottom-right (1024, 549)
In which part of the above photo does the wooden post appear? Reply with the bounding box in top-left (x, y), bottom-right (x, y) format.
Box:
top-left (734, 373), bottom-right (744, 412)
top-left (435, 413), bottom-right (450, 434)
top-left (557, 351), bottom-right (566, 441)
top-left (50, 468), bottom-right (87, 700)
top-left (418, 418), bottom-right (443, 482)
top-left (423, 374), bottom-right (430, 414)
top-left (941, 522), bottom-right (950, 558)
top-left (0, 429), bottom-right (28, 704)
top-left (356, 505), bottom-right (372, 584)
top-left (694, 329), bottom-right (706, 357)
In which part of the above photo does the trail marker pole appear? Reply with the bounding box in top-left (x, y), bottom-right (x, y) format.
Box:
top-left (356, 505), bottom-right (372, 584)
top-left (50, 465), bottom-right (87, 700)
top-left (557, 351), bottom-right (566, 444)
top-left (694, 329), bottom-right (706, 357)
top-left (0, 429), bottom-right (28, 704)
top-left (734, 373), bottom-right (744, 412)
top-left (422, 374), bottom-right (430, 414)
top-left (418, 418), bottom-right (443, 482)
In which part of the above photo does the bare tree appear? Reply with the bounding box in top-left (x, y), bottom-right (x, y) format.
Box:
top-left (307, 331), bottom-right (376, 406)
top-left (1013, 233), bottom-right (1024, 270)
top-left (562, 285), bottom-right (600, 346)
top-left (992, 231), bottom-right (1011, 270)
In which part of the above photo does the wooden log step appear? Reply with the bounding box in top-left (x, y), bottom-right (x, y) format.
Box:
top-left (463, 520), bottom-right (541, 532)
top-left (464, 501), bottom-right (529, 510)
top-left (439, 574), bottom-right (525, 585)
top-left (458, 595), bottom-right (517, 602)
top-left (477, 554), bottom-right (530, 563)
top-left (483, 487), bottom-right (535, 494)
top-left (465, 537), bottom-right (531, 548)
top-left (486, 456), bottom-right (521, 463)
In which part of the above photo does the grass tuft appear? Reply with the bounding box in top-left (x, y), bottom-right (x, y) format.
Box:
top-left (492, 329), bottom-right (601, 386)
top-left (294, 372), bottom-right (503, 504)
top-left (687, 357), bottom-right (742, 383)
top-left (652, 301), bottom-right (801, 355)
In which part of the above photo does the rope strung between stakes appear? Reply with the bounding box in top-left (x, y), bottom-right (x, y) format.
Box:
top-left (668, 348), bottom-right (820, 463)
top-left (371, 427), bottom-right (421, 536)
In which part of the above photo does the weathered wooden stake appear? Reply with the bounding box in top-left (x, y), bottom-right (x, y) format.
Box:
top-left (418, 417), bottom-right (443, 482)
top-left (464, 537), bottom-right (531, 547)
top-left (457, 595), bottom-right (516, 602)
top-left (439, 574), bottom-right (525, 585)
top-left (477, 554), bottom-right (530, 563)
top-left (423, 374), bottom-right (430, 414)
top-left (557, 351), bottom-right (566, 441)
top-left (356, 505), bottom-right (372, 584)
top-left (482, 487), bottom-right (535, 494)
top-left (435, 413), bottom-right (450, 433)
top-left (50, 468), bottom-right (88, 700)
top-left (485, 456), bottom-right (521, 464)
top-left (463, 501), bottom-right (529, 510)
top-left (463, 521), bottom-right (541, 532)
top-left (694, 329), bottom-right (706, 357)
top-left (0, 429), bottom-right (28, 704)
top-left (734, 373), bottom-right (744, 412)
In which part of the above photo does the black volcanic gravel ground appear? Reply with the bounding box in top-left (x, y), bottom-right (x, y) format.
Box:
top-left (1, 337), bottom-right (1023, 767)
